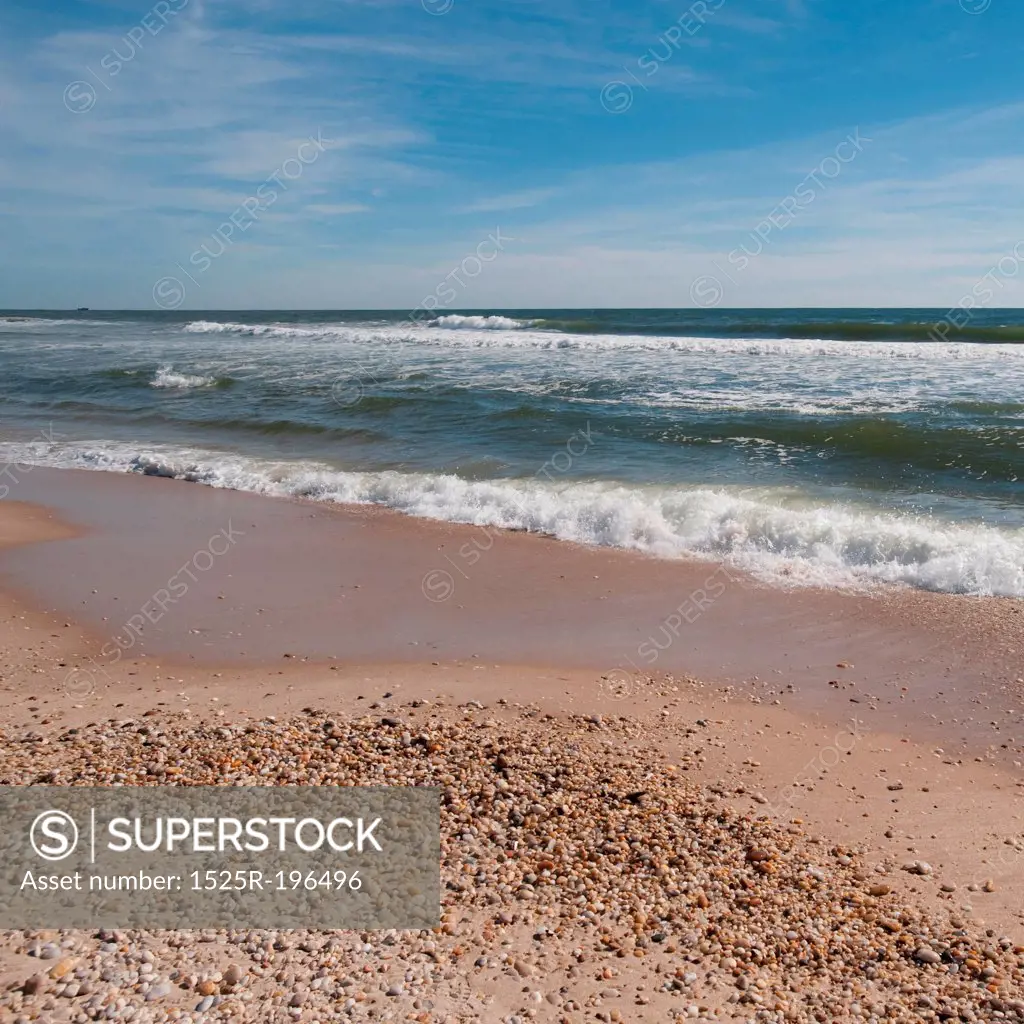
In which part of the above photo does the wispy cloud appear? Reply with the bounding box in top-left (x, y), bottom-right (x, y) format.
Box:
top-left (2, 0), bottom-right (1024, 307)
top-left (305, 203), bottom-right (371, 215)
top-left (457, 188), bottom-right (560, 213)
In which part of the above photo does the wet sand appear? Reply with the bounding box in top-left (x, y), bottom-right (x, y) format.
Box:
top-left (3, 476), bottom-right (1024, 1020)
top-left (0, 467), bottom-right (1021, 757)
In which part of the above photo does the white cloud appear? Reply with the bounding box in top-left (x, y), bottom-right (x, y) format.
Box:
top-left (3, 0), bottom-right (1024, 309)
top-left (304, 203), bottom-right (371, 215)
top-left (457, 188), bottom-right (560, 213)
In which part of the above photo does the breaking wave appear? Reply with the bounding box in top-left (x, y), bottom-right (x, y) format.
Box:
top-left (178, 320), bottom-right (1024, 360)
top-left (431, 315), bottom-right (530, 330)
top-left (150, 365), bottom-right (222, 389)
top-left (5, 440), bottom-right (1022, 598)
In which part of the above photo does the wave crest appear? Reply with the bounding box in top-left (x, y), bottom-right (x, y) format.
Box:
top-left (432, 314), bottom-right (529, 330)
top-left (178, 319), bottom-right (1024, 359)
top-left (183, 321), bottom-right (324, 338)
top-left (151, 365), bottom-right (218, 389)
top-left (6, 441), bottom-right (1023, 598)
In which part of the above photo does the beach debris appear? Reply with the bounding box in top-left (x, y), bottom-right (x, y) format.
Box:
top-left (2, 710), bottom-right (1022, 1022)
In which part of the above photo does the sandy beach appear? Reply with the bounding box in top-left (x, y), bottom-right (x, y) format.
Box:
top-left (2, 467), bottom-right (1022, 749)
top-left (7, 0), bottom-right (1024, 1015)
top-left (2, 470), bottom-right (1024, 1022)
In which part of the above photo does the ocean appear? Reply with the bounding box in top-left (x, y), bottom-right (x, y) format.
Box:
top-left (1, 308), bottom-right (1021, 597)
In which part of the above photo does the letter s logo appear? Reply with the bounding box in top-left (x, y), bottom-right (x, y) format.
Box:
top-left (30, 810), bottom-right (79, 861)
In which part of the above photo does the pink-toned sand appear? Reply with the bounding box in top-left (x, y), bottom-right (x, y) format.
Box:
top-left (1, 467), bottom-right (1021, 755)
top-left (2, 476), bottom-right (1024, 1021)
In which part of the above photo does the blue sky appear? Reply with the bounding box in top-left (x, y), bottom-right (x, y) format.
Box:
top-left (3, 0), bottom-right (1024, 308)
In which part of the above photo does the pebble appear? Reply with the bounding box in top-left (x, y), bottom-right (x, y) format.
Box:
top-left (48, 958), bottom-right (76, 980)
top-left (145, 982), bottom-right (171, 1001)
top-left (903, 860), bottom-right (933, 875)
top-left (2, 708), bottom-right (1022, 1024)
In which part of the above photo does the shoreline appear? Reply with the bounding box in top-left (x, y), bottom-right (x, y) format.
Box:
top-left (0, 466), bottom-right (1021, 758)
top-left (2, 475), bottom-right (1024, 896)
top-left (3, 476), bottom-right (1024, 1019)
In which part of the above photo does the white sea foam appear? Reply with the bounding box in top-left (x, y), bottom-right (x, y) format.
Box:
top-left (180, 320), bottom-right (1024, 360)
top-left (410, 332), bottom-right (1024, 360)
top-left (0, 317), bottom-right (99, 329)
top-left (151, 365), bottom-right (217, 389)
top-left (432, 315), bottom-right (529, 330)
top-left (7, 441), bottom-right (1023, 598)
top-left (183, 320), bottom-right (333, 338)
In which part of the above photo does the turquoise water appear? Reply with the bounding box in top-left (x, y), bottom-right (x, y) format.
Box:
top-left (1, 308), bottom-right (1022, 595)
